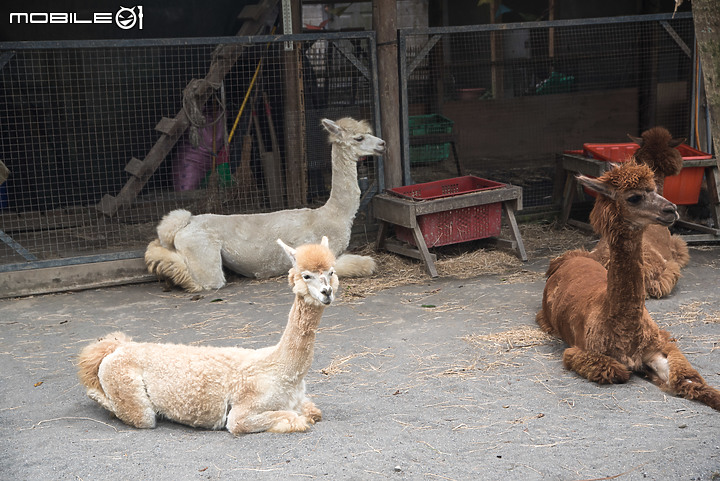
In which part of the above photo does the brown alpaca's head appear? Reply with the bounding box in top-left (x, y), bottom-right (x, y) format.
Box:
top-left (628, 126), bottom-right (684, 179)
top-left (578, 161), bottom-right (679, 242)
top-left (277, 236), bottom-right (339, 306)
top-left (321, 117), bottom-right (386, 161)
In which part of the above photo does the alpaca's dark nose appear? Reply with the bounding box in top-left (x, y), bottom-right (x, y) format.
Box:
top-left (321, 286), bottom-right (332, 297)
top-left (662, 204), bottom-right (677, 215)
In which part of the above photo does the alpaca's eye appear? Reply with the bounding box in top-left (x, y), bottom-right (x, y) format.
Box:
top-left (303, 274), bottom-right (312, 280)
top-left (627, 194), bottom-right (643, 204)
top-left (354, 136), bottom-right (365, 142)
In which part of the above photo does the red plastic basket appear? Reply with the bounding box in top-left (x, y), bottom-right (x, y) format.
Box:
top-left (389, 176), bottom-right (504, 201)
top-left (389, 176), bottom-right (505, 248)
top-left (579, 142), bottom-right (710, 205)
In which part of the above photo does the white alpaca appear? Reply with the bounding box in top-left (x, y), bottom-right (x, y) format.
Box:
top-left (78, 237), bottom-right (338, 434)
top-left (145, 117), bottom-right (385, 292)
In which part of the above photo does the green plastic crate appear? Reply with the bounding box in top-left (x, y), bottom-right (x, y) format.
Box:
top-left (409, 114), bottom-right (454, 164)
top-left (410, 143), bottom-right (451, 163)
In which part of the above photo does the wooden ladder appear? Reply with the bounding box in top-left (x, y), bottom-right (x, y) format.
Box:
top-left (97, 0), bottom-right (280, 216)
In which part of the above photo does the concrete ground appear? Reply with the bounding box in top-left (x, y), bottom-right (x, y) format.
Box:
top-left (1, 244), bottom-right (719, 481)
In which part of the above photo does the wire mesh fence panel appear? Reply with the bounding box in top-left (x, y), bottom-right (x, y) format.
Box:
top-left (0, 33), bottom-right (379, 268)
top-left (400, 13), bottom-right (696, 208)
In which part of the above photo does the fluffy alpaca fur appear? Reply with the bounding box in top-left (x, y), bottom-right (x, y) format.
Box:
top-left (537, 162), bottom-right (720, 411)
top-left (590, 127), bottom-right (689, 298)
top-left (628, 126), bottom-right (685, 193)
top-left (145, 117), bottom-right (385, 292)
top-left (78, 237), bottom-right (339, 433)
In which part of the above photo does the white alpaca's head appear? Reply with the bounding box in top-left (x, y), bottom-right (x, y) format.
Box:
top-left (321, 117), bottom-right (386, 161)
top-left (277, 236), bottom-right (339, 306)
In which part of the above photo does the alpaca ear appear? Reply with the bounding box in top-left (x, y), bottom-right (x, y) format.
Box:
top-left (577, 175), bottom-right (616, 199)
top-left (277, 239), bottom-right (297, 264)
top-left (669, 137), bottom-right (685, 148)
top-left (627, 133), bottom-right (644, 146)
top-left (320, 236), bottom-right (329, 249)
top-left (321, 118), bottom-right (341, 135)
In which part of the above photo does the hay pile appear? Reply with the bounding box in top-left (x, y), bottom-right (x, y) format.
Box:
top-left (463, 326), bottom-right (555, 351)
top-left (341, 222), bottom-right (593, 299)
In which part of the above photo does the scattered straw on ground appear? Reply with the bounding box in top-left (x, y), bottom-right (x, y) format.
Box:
top-left (463, 326), bottom-right (555, 351)
top-left (340, 223), bottom-right (592, 299)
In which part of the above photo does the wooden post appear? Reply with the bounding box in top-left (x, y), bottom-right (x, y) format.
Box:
top-left (548, 0), bottom-right (555, 64)
top-left (373, 0), bottom-right (402, 189)
top-left (490, 0), bottom-right (504, 99)
top-left (283, 0), bottom-right (307, 208)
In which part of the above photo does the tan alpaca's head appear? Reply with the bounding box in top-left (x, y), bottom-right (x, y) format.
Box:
top-left (578, 161), bottom-right (679, 240)
top-left (277, 236), bottom-right (339, 306)
top-left (321, 117), bottom-right (386, 161)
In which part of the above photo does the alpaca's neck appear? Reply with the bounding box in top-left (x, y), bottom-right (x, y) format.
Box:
top-left (605, 228), bottom-right (646, 321)
top-left (323, 143), bottom-right (361, 214)
top-left (270, 296), bottom-right (325, 378)
top-left (654, 176), bottom-right (665, 196)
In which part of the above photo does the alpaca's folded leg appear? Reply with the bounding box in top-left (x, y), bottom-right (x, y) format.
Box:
top-left (301, 400), bottom-right (322, 424)
top-left (658, 344), bottom-right (720, 411)
top-left (563, 347), bottom-right (631, 384)
top-left (227, 408), bottom-right (312, 434)
top-left (535, 310), bottom-right (555, 335)
top-left (174, 229), bottom-right (226, 291)
top-left (99, 374), bottom-right (156, 429)
top-left (669, 234), bottom-right (689, 267)
top-left (145, 240), bottom-right (204, 292)
top-left (645, 260), bottom-right (681, 298)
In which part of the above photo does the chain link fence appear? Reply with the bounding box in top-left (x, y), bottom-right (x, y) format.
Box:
top-left (0, 13), bottom-right (703, 273)
top-left (399, 13), bottom-right (698, 208)
top-left (0, 32), bottom-right (380, 269)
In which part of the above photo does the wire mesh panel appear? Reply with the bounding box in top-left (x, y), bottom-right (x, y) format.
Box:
top-left (400, 13), bottom-right (696, 208)
top-left (0, 33), bottom-right (379, 268)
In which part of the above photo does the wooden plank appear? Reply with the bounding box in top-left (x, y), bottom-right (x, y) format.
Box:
top-left (705, 165), bottom-right (720, 230)
top-left (681, 233), bottom-right (720, 244)
top-left (372, 194), bottom-right (417, 228)
top-left (411, 223), bottom-right (438, 277)
top-left (0, 257), bottom-right (153, 299)
top-left (96, 0), bottom-right (280, 216)
top-left (562, 154), bottom-right (608, 177)
top-left (675, 219), bottom-right (720, 236)
top-left (124, 157), bottom-right (145, 177)
top-left (384, 238), bottom-right (437, 263)
top-left (502, 201), bottom-right (527, 261)
top-left (567, 218), bottom-right (593, 232)
top-left (558, 174), bottom-right (577, 227)
top-left (154, 117), bottom-right (179, 135)
top-left (238, 4), bottom-right (263, 20)
top-left (412, 186), bottom-right (522, 216)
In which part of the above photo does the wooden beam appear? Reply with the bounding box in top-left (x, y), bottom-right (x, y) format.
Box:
top-left (97, 0), bottom-right (280, 216)
top-left (373, 0), bottom-right (402, 189)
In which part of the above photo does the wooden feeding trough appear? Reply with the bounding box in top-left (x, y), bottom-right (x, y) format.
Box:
top-left (373, 176), bottom-right (526, 277)
top-left (559, 144), bottom-right (720, 243)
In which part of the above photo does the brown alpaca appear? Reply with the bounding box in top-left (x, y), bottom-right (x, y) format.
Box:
top-left (629, 126), bottom-right (685, 194)
top-left (590, 127), bottom-right (689, 298)
top-left (78, 237), bottom-right (338, 434)
top-left (537, 162), bottom-right (720, 411)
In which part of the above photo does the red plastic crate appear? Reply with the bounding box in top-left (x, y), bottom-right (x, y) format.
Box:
top-left (582, 143), bottom-right (712, 162)
top-left (389, 176), bottom-right (505, 248)
top-left (389, 176), bottom-right (504, 201)
top-left (579, 142), bottom-right (710, 205)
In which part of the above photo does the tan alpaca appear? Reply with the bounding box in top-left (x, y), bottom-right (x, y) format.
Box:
top-left (537, 162), bottom-right (720, 411)
top-left (78, 237), bottom-right (338, 434)
top-left (145, 117), bottom-right (385, 292)
top-left (590, 127), bottom-right (689, 298)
